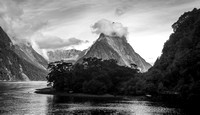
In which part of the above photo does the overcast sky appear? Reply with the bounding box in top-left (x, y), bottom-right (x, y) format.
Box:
top-left (0, 0), bottom-right (200, 64)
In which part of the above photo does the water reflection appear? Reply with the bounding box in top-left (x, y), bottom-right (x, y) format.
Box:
top-left (46, 95), bottom-right (183, 115)
top-left (46, 96), bottom-right (132, 114)
top-left (0, 82), bottom-right (184, 115)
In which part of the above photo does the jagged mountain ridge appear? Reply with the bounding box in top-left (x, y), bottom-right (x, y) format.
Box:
top-left (77, 33), bottom-right (151, 72)
top-left (47, 49), bottom-right (82, 63)
top-left (0, 27), bottom-right (48, 81)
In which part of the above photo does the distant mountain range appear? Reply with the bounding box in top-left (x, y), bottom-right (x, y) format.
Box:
top-left (0, 27), bottom-right (48, 81)
top-left (47, 49), bottom-right (81, 63)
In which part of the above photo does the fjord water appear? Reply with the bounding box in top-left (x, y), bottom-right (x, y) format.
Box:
top-left (0, 81), bottom-right (184, 115)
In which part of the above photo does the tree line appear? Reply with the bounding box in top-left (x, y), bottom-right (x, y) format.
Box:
top-left (46, 57), bottom-right (150, 95)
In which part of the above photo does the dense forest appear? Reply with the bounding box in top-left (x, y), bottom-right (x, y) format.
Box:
top-left (46, 8), bottom-right (200, 103)
top-left (46, 57), bottom-right (143, 95)
top-left (143, 8), bottom-right (200, 102)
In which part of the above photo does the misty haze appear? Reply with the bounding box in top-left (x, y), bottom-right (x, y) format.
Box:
top-left (0, 0), bottom-right (200, 115)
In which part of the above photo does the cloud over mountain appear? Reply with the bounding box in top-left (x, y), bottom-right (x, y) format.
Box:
top-left (92, 19), bottom-right (128, 37)
top-left (35, 34), bottom-right (87, 49)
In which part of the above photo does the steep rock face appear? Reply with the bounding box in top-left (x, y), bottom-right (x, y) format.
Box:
top-left (14, 43), bottom-right (48, 70)
top-left (47, 49), bottom-right (82, 63)
top-left (0, 27), bottom-right (48, 81)
top-left (77, 34), bottom-right (151, 72)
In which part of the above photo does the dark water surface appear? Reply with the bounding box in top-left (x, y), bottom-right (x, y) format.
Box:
top-left (0, 81), bottom-right (186, 115)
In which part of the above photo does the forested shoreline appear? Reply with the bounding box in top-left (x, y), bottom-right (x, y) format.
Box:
top-left (45, 57), bottom-right (143, 95)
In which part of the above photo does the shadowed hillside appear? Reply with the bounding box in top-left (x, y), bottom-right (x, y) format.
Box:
top-left (144, 8), bottom-right (200, 101)
top-left (0, 27), bottom-right (48, 81)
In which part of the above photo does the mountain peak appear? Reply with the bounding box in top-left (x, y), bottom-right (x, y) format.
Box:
top-left (99, 33), bottom-right (106, 37)
top-left (99, 33), bottom-right (126, 38)
top-left (97, 33), bottom-right (127, 43)
top-left (77, 33), bottom-right (151, 72)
